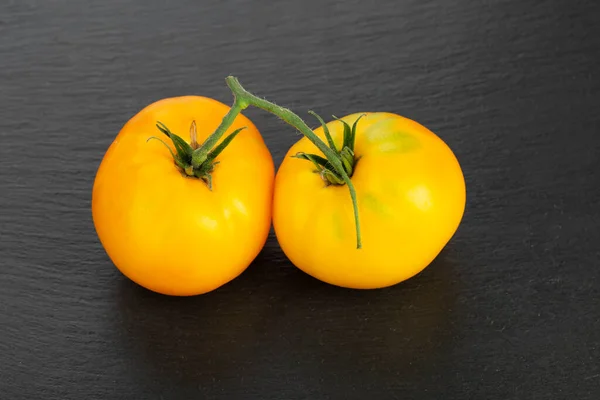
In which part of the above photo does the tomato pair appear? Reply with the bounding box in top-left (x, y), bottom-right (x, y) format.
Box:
top-left (92, 78), bottom-right (465, 296)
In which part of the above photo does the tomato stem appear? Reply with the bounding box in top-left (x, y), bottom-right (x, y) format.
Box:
top-left (221, 76), bottom-right (363, 249)
top-left (191, 102), bottom-right (244, 168)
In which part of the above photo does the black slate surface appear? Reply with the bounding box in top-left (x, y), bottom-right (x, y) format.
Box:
top-left (1, 0), bottom-right (599, 398)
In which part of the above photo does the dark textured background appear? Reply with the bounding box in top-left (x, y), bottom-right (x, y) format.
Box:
top-left (1, 0), bottom-right (599, 398)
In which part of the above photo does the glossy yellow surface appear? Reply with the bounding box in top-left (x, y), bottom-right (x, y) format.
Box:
top-left (92, 96), bottom-right (274, 296)
top-left (273, 112), bottom-right (466, 289)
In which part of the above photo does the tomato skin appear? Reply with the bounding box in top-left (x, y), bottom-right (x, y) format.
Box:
top-left (273, 112), bottom-right (466, 289)
top-left (92, 96), bottom-right (274, 296)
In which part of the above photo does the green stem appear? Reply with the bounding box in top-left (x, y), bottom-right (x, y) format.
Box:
top-left (220, 76), bottom-right (362, 249)
top-left (191, 102), bottom-right (244, 168)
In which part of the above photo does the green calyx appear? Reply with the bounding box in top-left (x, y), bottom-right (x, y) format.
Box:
top-left (292, 112), bottom-right (365, 186)
top-left (147, 120), bottom-right (245, 190)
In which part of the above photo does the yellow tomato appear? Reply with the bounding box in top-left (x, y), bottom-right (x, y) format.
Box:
top-left (273, 112), bottom-right (465, 289)
top-left (92, 96), bottom-right (274, 296)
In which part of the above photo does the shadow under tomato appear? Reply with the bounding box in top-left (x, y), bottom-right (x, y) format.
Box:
top-left (113, 241), bottom-right (464, 392)
top-left (253, 249), bottom-right (464, 385)
top-left (114, 260), bottom-right (277, 387)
